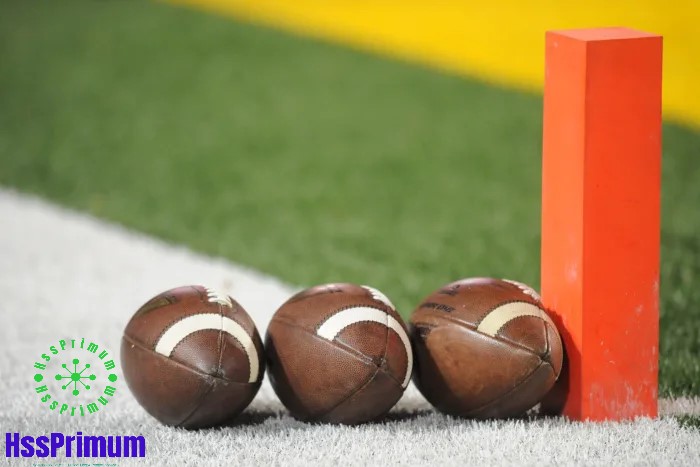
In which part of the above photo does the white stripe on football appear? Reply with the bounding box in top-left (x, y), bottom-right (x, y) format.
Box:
top-left (316, 306), bottom-right (412, 388)
top-left (477, 302), bottom-right (555, 337)
top-left (154, 313), bottom-right (259, 382)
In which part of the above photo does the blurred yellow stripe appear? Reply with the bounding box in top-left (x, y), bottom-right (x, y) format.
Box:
top-left (168, 0), bottom-right (700, 129)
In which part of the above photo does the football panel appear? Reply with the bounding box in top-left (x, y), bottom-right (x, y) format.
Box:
top-left (169, 329), bottom-right (224, 377)
top-left (217, 332), bottom-right (261, 383)
top-left (125, 286), bottom-right (219, 348)
top-left (179, 378), bottom-right (261, 429)
top-left (382, 329), bottom-right (411, 387)
top-left (219, 299), bottom-right (266, 382)
top-left (467, 362), bottom-right (557, 419)
top-left (121, 335), bottom-right (211, 426)
top-left (544, 320), bottom-right (564, 376)
top-left (273, 284), bottom-right (394, 332)
top-left (412, 278), bottom-right (543, 328)
top-left (495, 315), bottom-right (549, 357)
top-left (266, 319), bottom-right (377, 421)
top-left (319, 368), bottom-right (404, 424)
top-left (219, 296), bottom-right (262, 341)
top-left (411, 322), bottom-right (541, 416)
top-left (335, 320), bottom-right (388, 366)
top-left (158, 313), bottom-right (262, 382)
top-left (285, 283), bottom-right (350, 304)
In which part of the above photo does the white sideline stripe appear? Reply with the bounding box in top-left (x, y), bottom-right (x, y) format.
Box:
top-left (477, 302), bottom-right (554, 337)
top-left (659, 397), bottom-right (700, 416)
top-left (155, 313), bottom-right (259, 383)
top-left (316, 307), bottom-right (413, 388)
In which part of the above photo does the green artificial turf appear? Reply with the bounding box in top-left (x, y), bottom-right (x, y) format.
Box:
top-left (1, 0), bottom-right (698, 396)
top-left (676, 415), bottom-right (700, 430)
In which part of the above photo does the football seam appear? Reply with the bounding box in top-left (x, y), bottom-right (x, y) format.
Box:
top-left (490, 315), bottom-right (550, 352)
top-left (191, 285), bottom-right (207, 301)
top-left (542, 318), bottom-right (551, 365)
top-left (312, 304), bottom-right (411, 387)
top-left (285, 284), bottom-right (344, 304)
top-left (175, 328), bottom-right (258, 383)
top-left (170, 327), bottom-right (248, 358)
top-left (465, 361), bottom-right (556, 418)
top-left (315, 365), bottom-right (383, 422)
top-left (163, 314), bottom-right (257, 382)
top-left (163, 306), bottom-right (228, 376)
top-left (413, 298), bottom-right (544, 339)
top-left (214, 304), bottom-right (225, 380)
top-left (175, 376), bottom-right (217, 427)
top-left (314, 300), bottom-right (394, 424)
top-left (270, 318), bottom-right (406, 390)
top-left (411, 313), bottom-right (545, 357)
top-left (122, 334), bottom-right (260, 384)
top-left (270, 319), bottom-right (402, 421)
top-left (542, 320), bottom-right (563, 378)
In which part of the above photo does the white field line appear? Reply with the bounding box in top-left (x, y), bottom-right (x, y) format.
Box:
top-left (660, 397), bottom-right (700, 416)
top-left (0, 188), bottom-right (295, 339)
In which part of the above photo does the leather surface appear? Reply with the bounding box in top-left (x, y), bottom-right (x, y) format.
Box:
top-left (410, 278), bottom-right (563, 418)
top-left (266, 283), bottom-right (410, 424)
top-left (121, 285), bottom-right (264, 428)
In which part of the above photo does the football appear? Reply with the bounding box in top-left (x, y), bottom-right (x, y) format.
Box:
top-left (121, 285), bottom-right (264, 428)
top-left (265, 283), bottom-right (412, 424)
top-left (410, 277), bottom-right (563, 418)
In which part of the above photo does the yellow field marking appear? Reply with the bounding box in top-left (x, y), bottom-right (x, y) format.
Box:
top-left (167, 0), bottom-right (700, 129)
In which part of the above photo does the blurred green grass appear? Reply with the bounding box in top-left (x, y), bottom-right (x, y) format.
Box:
top-left (1, 0), bottom-right (698, 396)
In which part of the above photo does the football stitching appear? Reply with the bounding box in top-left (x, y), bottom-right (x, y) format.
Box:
top-left (152, 311), bottom-right (214, 351)
top-left (122, 334), bottom-right (259, 385)
top-left (486, 315), bottom-right (548, 354)
top-left (151, 309), bottom-right (216, 350)
top-left (153, 312), bottom-right (259, 382)
top-left (215, 305), bottom-right (225, 379)
top-left (307, 331), bottom-right (403, 422)
top-left (485, 303), bottom-right (550, 337)
top-left (270, 318), bottom-right (406, 389)
top-left (360, 285), bottom-right (396, 310)
top-left (419, 298), bottom-right (548, 338)
top-left (314, 306), bottom-right (412, 387)
top-left (320, 310), bottom-right (394, 386)
top-left (464, 361), bottom-right (555, 418)
top-left (175, 377), bottom-right (217, 427)
top-left (543, 317), bottom-right (551, 360)
top-left (411, 313), bottom-right (545, 357)
top-left (315, 303), bottom-right (387, 332)
top-left (542, 320), bottom-right (563, 378)
top-left (314, 364), bottom-right (384, 422)
top-left (285, 284), bottom-right (345, 304)
top-left (474, 299), bottom-right (535, 324)
top-left (161, 329), bottom-right (256, 382)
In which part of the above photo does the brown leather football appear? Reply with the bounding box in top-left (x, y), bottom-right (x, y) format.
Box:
top-left (121, 285), bottom-right (264, 428)
top-left (410, 277), bottom-right (563, 419)
top-left (265, 283), bottom-right (412, 424)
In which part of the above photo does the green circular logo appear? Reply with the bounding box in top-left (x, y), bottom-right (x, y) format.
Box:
top-left (33, 338), bottom-right (119, 416)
